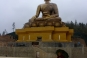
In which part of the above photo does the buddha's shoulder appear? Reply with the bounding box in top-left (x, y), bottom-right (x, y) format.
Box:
top-left (39, 3), bottom-right (46, 5)
top-left (38, 4), bottom-right (47, 7)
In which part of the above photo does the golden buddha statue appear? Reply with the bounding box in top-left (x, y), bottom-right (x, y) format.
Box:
top-left (23, 0), bottom-right (66, 28)
top-left (30, 0), bottom-right (59, 22)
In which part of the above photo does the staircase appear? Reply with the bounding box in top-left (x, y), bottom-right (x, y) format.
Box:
top-left (32, 46), bottom-right (57, 58)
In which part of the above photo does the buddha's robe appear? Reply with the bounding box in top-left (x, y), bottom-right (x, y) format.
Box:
top-left (29, 3), bottom-right (59, 22)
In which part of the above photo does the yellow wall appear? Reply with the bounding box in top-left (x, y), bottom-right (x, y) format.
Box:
top-left (53, 32), bottom-right (66, 42)
top-left (15, 27), bottom-right (74, 42)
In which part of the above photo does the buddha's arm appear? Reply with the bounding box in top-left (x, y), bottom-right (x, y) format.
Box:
top-left (53, 4), bottom-right (59, 17)
top-left (35, 5), bottom-right (41, 18)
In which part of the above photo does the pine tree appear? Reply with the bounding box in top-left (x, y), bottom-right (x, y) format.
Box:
top-left (0, 33), bottom-right (1, 36)
top-left (2, 31), bottom-right (5, 36)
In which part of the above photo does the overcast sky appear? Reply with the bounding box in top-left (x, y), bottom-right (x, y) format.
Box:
top-left (0, 0), bottom-right (87, 33)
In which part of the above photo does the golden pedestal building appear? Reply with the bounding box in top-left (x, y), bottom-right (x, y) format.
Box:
top-left (15, 26), bottom-right (73, 42)
top-left (15, 0), bottom-right (74, 43)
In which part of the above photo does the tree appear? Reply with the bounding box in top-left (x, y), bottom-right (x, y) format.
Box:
top-left (65, 20), bottom-right (87, 46)
top-left (2, 31), bottom-right (5, 35)
top-left (0, 33), bottom-right (1, 36)
top-left (12, 22), bottom-right (15, 32)
top-left (4, 29), bottom-right (7, 34)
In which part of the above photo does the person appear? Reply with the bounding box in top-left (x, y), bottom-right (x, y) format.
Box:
top-left (57, 52), bottom-right (64, 58)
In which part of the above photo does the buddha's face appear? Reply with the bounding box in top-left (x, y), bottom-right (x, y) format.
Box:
top-left (44, 0), bottom-right (50, 3)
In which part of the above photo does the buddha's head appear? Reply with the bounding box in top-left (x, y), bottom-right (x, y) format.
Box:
top-left (44, 0), bottom-right (50, 3)
top-left (44, 0), bottom-right (50, 1)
